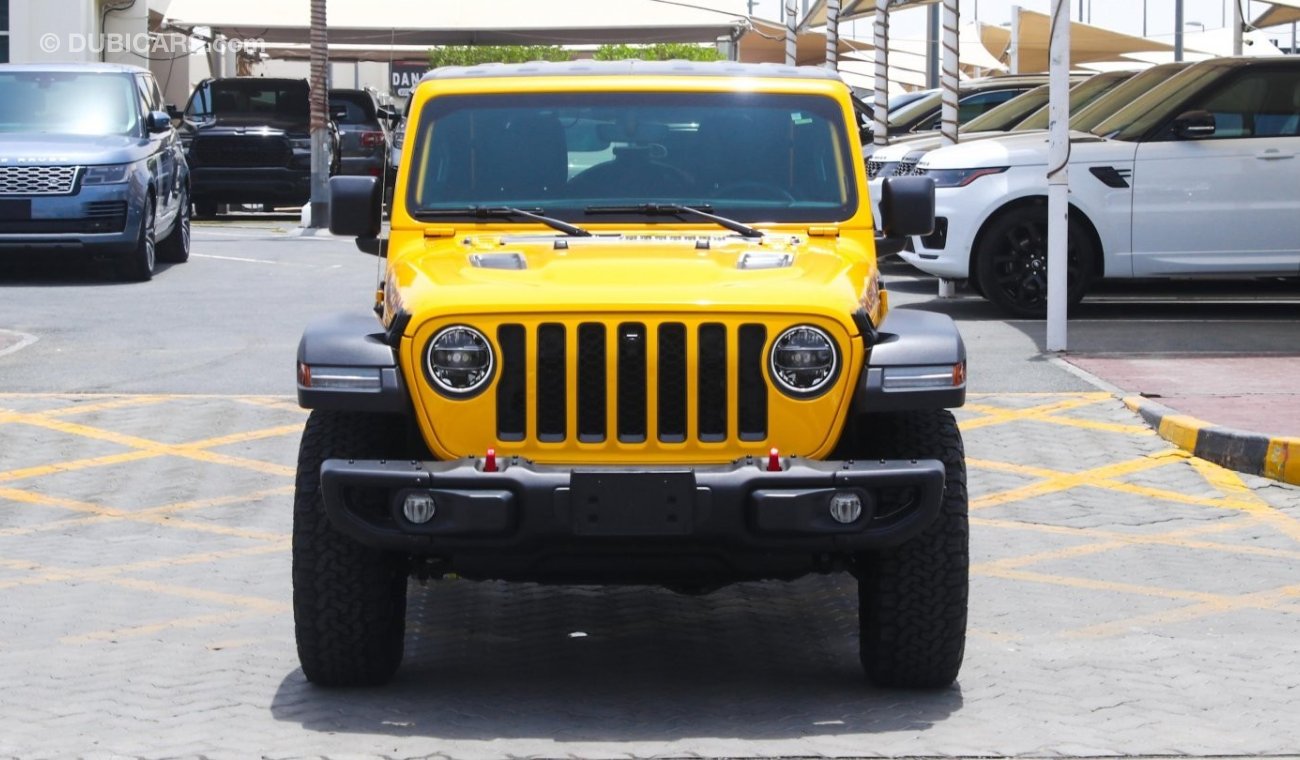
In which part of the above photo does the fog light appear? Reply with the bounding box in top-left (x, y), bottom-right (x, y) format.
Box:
top-left (828, 491), bottom-right (863, 524)
top-left (402, 493), bottom-right (437, 524)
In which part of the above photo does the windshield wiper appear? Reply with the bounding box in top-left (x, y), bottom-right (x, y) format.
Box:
top-left (414, 206), bottom-right (591, 237)
top-left (585, 203), bottom-right (764, 239)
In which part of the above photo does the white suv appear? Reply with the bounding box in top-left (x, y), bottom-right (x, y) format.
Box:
top-left (901, 57), bottom-right (1300, 317)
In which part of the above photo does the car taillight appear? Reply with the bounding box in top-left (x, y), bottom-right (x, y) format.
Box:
top-left (361, 131), bottom-right (386, 148)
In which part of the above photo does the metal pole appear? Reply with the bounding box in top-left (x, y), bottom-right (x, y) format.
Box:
top-left (1174, 0), bottom-right (1184, 62)
top-left (1233, 0), bottom-right (1244, 55)
top-left (785, 0), bottom-right (798, 65)
top-left (1293, 21), bottom-right (1297, 54)
top-left (1009, 5), bottom-right (1021, 74)
top-left (926, 4), bottom-right (940, 89)
top-left (309, 0), bottom-right (329, 227)
top-left (1143, 0), bottom-right (1147, 37)
top-left (940, 0), bottom-right (959, 146)
top-left (825, 0), bottom-right (841, 70)
top-left (1046, 0), bottom-right (1070, 352)
top-left (872, 0), bottom-right (889, 151)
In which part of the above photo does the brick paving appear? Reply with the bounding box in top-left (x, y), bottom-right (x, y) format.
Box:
top-left (1, 392), bottom-right (1299, 758)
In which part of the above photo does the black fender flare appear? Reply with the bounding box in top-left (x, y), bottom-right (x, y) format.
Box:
top-left (297, 312), bottom-right (411, 414)
top-left (854, 308), bottom-right (967, 413)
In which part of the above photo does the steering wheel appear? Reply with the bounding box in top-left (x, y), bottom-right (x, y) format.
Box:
top-left (712, 181), bottom-right (796, 203)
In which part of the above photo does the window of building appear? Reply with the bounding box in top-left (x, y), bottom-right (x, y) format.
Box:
top-left (0, 1), bottom-right (10, 64)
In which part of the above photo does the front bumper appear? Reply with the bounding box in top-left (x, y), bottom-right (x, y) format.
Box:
top-left (0, 183), bottom-right (141, 253)
top-left (190, 167), bottom-right (311, 205)
top-left (318, 455), bottom-right (946, 581)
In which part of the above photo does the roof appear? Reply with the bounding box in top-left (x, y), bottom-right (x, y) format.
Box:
top-left (0, 63), bottom-right (149, 75)
top-left (1254, 0), bottom-right (1300, 28)
top-left (159, 0), bottom-right (749, 46)
top-left (419, 60), bottom-right (843, 83)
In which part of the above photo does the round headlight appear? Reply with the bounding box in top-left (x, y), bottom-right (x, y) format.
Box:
top-left (424, 325), bottom-right (494, 397)
top-left (769, 325), bottom-right (840, 398)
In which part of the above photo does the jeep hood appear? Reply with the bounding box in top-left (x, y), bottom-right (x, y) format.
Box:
top-left (920, 130), bottom-right (1136, 170)
top-left (390, 232), bottom-right (873, 324)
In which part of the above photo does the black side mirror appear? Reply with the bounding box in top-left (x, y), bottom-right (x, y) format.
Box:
top-left (329, 176), bottom-right (384, 254)
top-left (874, 176), bottom-right (935, 256)
top-left (1173, 110), bottom-right (1216, 139)
top-left (147, 111), bottom-right (173, 133)
top-left (166, 104), bottom-right (182, 120)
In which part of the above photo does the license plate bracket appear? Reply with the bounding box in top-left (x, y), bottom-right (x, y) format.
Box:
top-left (0, 200), bottom-right (33, 221)
top-left (570, 470), bottom-right (696, 536)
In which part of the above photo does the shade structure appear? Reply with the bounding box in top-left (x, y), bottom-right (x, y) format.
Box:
top-left (158, 0), bottom-right (750, 46)
top-left (739, 17), bottom-right (872, 65)
top-left (1120, 28), bottom-right (1284, 64)
top-left (799, 0), bottom-right (938, 30)
top-left (1254, 0), bottom-right (1300, 28)
top-left (982, 10), bottom-right (1174, 73)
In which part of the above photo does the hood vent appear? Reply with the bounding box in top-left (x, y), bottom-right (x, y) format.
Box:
top-left (737, 252), bottom-right (793, 270)
top-left (470, 252), bottom-right (527, 270)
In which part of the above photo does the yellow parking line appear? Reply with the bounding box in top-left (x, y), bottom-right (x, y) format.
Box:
top-left (1189, 457), bottom-right (1300, 544)
top-left (0, 450), bottom-right (160, 484)
top-left (976, 566), bottom-right (1230, 604)
top-left (1065, 583), bottom-right (1300, 639)
top-left (61, 610), bottom-right (272, 644)
top-left (109, 577), bottom-right (287, 613)
top-left (972, 517), bottom-right (1300, 562)
top-left (0, 542), bottom-right (288, 591)
top-left (39, 395), bottom-right (170, 418)
top-left (971, 451), bottom-right (1189, 510)
top-left (959, 395), bottom-right (1115, 431)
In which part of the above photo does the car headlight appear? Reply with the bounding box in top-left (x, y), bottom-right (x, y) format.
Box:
top-left (81, 164), bottom-right (133, 185)
top-left (769, 325), bottom-right (840, 398)
top-left (922, 166), bottom-right (1008, 188)
top-left (424, 325), bottom-right (494, 397)
top-left (290, 138), bottom-right (312, 151)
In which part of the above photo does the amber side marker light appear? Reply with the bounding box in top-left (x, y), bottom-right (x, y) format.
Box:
top-left (881, 363), bottom-right (965, 391)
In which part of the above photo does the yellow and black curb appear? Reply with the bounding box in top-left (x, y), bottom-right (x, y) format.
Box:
top-left (1124, 396), bottom-right (1300, 487)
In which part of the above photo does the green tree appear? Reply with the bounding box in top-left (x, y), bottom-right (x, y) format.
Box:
top-left (427, 45), bottom-right (571, 68)
top-left (593, 43), bottom-right (723, 61)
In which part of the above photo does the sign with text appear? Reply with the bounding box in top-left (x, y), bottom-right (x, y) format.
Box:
top-left (390, 61), bottom-right (430, 98)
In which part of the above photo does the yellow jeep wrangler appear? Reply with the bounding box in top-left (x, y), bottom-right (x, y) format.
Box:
top-left (295, 61), bottom-right (967, 689)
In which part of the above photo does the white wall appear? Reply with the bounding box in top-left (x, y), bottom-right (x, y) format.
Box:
top-left (256, 58), bottom-right (394, 97)
top-left (9, 0), bottom-right (96, 63)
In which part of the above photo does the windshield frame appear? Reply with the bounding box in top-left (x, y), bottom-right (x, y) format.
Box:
top-left (403, 90), bottom-right (860, 226)
top-left (1089, 63), bottom-right (1225, 141)
top-left (0, 71), bottom-right (142, 138)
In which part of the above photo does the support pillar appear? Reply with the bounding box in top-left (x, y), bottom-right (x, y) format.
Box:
top-left (1046, 0), bottom-right (1070, 351)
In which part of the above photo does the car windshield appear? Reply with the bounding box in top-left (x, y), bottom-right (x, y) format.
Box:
top-left (886, 90), bottom-right (941, 129)
top-left (330, 91), bottom-right (378, 125)
top-left (0, 72), bottom-right (139, 136)
top-left (1011, 71), bottom-right (1133, 131)
top-left (407, 91), bottom-right (858, 224)
top-left (962, 85), bottom-right (1049, 132)
top-left (189, 80), bottom-right (310, 122)
top-left (1090, 64), bottom-right (1221, 141)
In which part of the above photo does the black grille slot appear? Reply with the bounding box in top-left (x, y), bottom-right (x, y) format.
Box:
top-left (577, 323), bottom-right (607, 443)
top-left (617, 323), bottom-right (647, 443)
top-left (536, 324), bottom-right (567, 442)
top-left (84, 201), bottom-right (129, 218)
top-left (697, 324), bottom-right (728, 442)
top-left (495, 325), bottom-right (526, 442)
top-left (657, 324), bottom-right (687, 443)
top-left (190, 136), bottom-right (292, 168)
top-left (737, 325), bottom-right (768, 441)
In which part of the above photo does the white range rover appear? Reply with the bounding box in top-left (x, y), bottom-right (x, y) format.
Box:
top-left (901, 57), bottom-right (1300, 317)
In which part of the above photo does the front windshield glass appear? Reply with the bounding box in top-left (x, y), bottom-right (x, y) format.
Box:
top-left (1011, 71), bottom-right (1131, 131)
top-left (886, 90), bottom-right (940, 129)
top-left (188, 80), bottom-right (310, 123)
top-left (1090, 64), bottom-right (1220, 140)
top-left (962, 86), bottom-right (1049, 132)
top-left (0, 72), bottom-right (139, 136)
top-left (407, 92), bottom-right (857, 224)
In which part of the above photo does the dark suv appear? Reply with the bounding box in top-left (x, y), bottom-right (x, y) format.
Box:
top-left (179, 77), bottom-right (336, 216)
top-left (329, 89), bottom-right (393, 179)
top-left (0, 63), bottom-right (190, 281)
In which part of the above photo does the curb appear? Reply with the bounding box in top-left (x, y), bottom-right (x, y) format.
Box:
top-left (1123, 396), bottom-right (1300, 487)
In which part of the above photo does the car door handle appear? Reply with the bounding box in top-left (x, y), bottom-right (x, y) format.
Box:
top-left (1256, 149), bottom-right (1294, 160)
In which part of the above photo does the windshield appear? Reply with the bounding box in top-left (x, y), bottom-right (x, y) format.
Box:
top-left (188, 80), bottom-right (310, 123)
top-left (1090, 64), bottom-right (1221, 140)
top-left (0, 72), bottom-right (139, 136)
top-left (887, 90), bottom-right (941, 129)
top-left (962, 85), bottom-right (1049, 132)
top-left (1011, 71), bottom-right (1132, 131)
top-left (407, 91), bottom-right (857, 224)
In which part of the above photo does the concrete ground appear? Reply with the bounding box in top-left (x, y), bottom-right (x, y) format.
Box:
top-left (0, 222), bottom-right (1298, 758)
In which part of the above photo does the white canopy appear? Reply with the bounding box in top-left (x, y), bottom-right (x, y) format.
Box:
top-left (159, 0), bottom-right (750, 46)
top-left (1253, 0), bottom-right (1300, 29)
top-left (979, 10), bottom-right (1174, 73)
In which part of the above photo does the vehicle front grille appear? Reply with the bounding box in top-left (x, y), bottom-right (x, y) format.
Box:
top-left (494, 320), bottom-right (771, 447)
top-left (896, 157), bottom-right (922, 176)
top-left (0, 166), bottom-right (80, 196)
top-left (189, 136), bottom-right (292, 168)
top-left (866, 159), bottom-right (884, 179)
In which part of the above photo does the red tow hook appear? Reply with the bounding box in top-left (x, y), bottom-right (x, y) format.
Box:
top-left (766, 447), bottom-right (782, 472)
top-left (484, 448), bottom-right (498, 473)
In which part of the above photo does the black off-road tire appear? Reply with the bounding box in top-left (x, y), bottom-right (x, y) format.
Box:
top-left (293, 410), bottom-right (409, 687)
top-left (848, 409), bottom-right (968, 688)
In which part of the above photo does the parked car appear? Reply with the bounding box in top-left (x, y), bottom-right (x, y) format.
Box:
top-left (179, 77), bottom-right (337, 216)
top-left (902, 57), bottom-right (1300, 316)
top-left (329, 89), bottom-right (394, 179)
top-left (0, 63), bottom-right (190, 281)
top-left (865, 74), bottom-right (1072, 145)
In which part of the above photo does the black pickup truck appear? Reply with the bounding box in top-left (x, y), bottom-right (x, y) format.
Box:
top-left (178, 77), bottom-right (337, 216)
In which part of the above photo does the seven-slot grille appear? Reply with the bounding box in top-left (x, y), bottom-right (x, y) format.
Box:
top-left (493, 321), bottom-right (770, 446)
top-left (0, 166), bottom-right (79, 196)
top-left (896, 157), bottom-right (922, 176)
